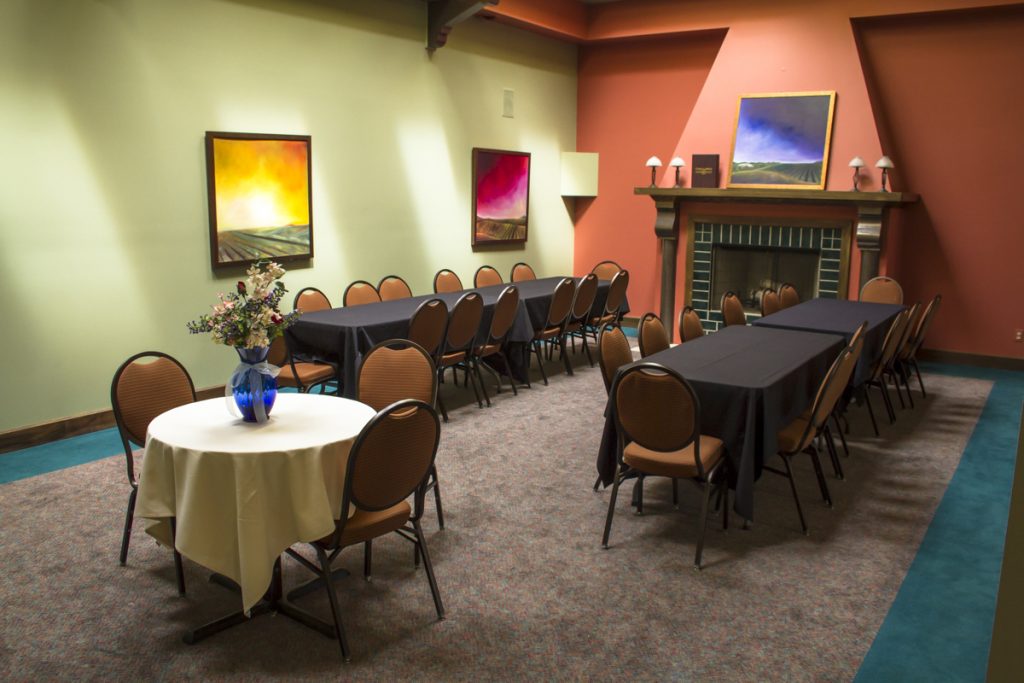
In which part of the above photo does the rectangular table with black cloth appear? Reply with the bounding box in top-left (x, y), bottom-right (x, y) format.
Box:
top-left (596, 325), bottom-right (845, 521)
top-left (751, 298), bottom-right (903, 386)
top-left (287, 276), bottom-right (624, 399)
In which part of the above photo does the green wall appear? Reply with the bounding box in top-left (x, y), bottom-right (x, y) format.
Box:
top-left (0, 0), bottom-right (578, 432)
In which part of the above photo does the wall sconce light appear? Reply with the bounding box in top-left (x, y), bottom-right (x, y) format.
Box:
top-left (876, 156), bottom-right (894, 192)
top-left (645, 156), bottom-right (662, 187)
top-left (669, 157), bottom-right (686, 187)
top-left (848, 156), bottom-right (865, 191)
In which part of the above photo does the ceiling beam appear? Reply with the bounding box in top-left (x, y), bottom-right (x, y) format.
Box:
top-left (427, 0), bottom-right (499, 52)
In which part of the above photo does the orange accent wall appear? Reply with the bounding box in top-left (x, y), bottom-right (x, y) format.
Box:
top-left (483, 0), bottom-right (587, 41)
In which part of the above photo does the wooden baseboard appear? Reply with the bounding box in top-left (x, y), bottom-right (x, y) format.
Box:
top-left (918, 349), bottom-right (1024, 372)
top-left (0, 385), bottom-right (225, 455)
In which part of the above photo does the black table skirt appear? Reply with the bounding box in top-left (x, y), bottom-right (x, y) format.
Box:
top-left (286, 276), bottom-right (626, 398)
top-left (751, 298), bottom-right (903, 386)
top-left (597, 325), bottom-right (845, 521)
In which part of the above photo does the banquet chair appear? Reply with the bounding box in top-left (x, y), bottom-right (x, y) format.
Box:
top-left (587, 269), bottom-right (629, 338)
top-left (601, 362), bottom-right (728, 569)
top-left (598, 325), bottom-right (633, 394)
top-left (860, 276), bottom-right (904, 304)
top-left (357, 340), bottom-right (444, 530)
top-left (474, 265), bottom-right (503, 288)
top-left (293, 286), bottom-right (332, 313)
top-left (678, 306), bottom-right (705, 343)
top-left (268, 335), bottom-right (335, 394)
top-left (436, 291), bottom-right (485, 421)
top-left (377, 275), bottom-right (413, 301)
top-left (530, 277), bottom-right (576, 385)
top-left (860, 308), bottom-right (912, 435)
top-left (591, 260), bottom-right (622, 281)
top-left (885, 302), bottom-right (921, 409)
top-left (110, 351), bottom-right (193, 594)
top-left (778, 283), bottom-right (800, 309)
top-left (510, 262), bottom-right (537, 282)
top-left (827, 321), bottom-right (868, 461)
top-left (564, 273), bottom-right (599, 367)
top-left (433, 268), bottom-right (464, 293)
top-left (760, 289), bottom-right (781, 317)
top-left (766, 346), bottom-right (857, 535)
top-left (472, 285), bottom-right (521, 401)
top-left (899, 294), bottom-right (942, 397)
top-left (638, 312), bottom-right (670, 358)
top-left (283, 399), bottom-right (444, 662)
top-left (343, 280), bottom-right (381, 307)
top-left (408, 298), bottom-right (448, 362)
top-left (721, 291), bottom-right (746, 327)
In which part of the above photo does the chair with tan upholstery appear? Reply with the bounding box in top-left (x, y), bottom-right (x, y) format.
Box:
top-left (601, 362), bottom-right (728, 569)
top-left (357, 340), bottom-right (443, 530)
top-left (472, 285), bottom-right (522, 401)
top-left (377, 275), bottom-right (413, 301)
top-left (293, 286), bottom-right (332, 313)
top-left (721, 291), bottom-right (746, 327)
top-left (638, 312), bottom-right (670, 358)
top-left (899, 294), bottom-right (942, 397)
top-left (564, 273), bottom-right (599, 367)
top-left (343, 280), bottom-right (381, 307)
top-left (827, 321), bottom-right (868, 461)
top-left (283, 399), bottom-right (444, 662)
top-left (407, 298), bottom-right (448, 363)
top-left (760, 289), bottom-right (781, 317)
top-left (433, 269), bottom-right (464, 294)
top-left (885, 302), bottom-right (921, 409)
top-left (268, 335), bottom-right (335, 394)
top-left (766, 346), bottom-right (858, 535)
top-left (473, 265), bottom-right (503, 288)
top-left (510, 262), bottom-right (537, 282)
top-left (860, 276), bottom-right (903, 304)
top-left (587, 269), bottom-right (629, 338)
top-left (778, 283), bottom-right (800, 309)
top-left (598, 325), bottom-right (633, 394)
top-left (436, 291), bottom-right (485, 421)
top-left (860, 307), bottom-right (912, 435)
top-left (591, 260), bottom-right (622, 281)
top-left (678, 306), bottom-right (705, 343)
top-left (531, 277), bottom-right (576, 385)
top-left (111, 351), bottom-right (193, 594)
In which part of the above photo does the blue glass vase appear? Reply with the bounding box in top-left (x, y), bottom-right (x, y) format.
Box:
top-left (231, 347), bottom-right (278, 422)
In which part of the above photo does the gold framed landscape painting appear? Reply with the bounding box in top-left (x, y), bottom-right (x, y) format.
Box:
top-left (205, 132), bottom-right (313, 268)
top-left (726, 91), bottom-right (836, 190)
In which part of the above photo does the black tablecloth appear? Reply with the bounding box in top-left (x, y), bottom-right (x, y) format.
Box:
top-left (596, 325), bottom-right (845, 521)
top-left (286, 276), bottom-right (624, 398)
top-left (751, 298), bottom-right (903, 386)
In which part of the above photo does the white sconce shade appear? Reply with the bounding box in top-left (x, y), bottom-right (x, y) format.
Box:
top-left (669, 157), bottom-right (686, 168)
top-left (848, 156), bottom-right (865, 168)
top-left (646, 156), bottom-right (663, 167)
top-left (875, 156), bottom-right (894, 169)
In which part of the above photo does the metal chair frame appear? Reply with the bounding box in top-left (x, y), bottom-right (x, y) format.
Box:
top-left (343, 280), bottom-right (381, 307)
top-left (530, 277), bottom-right (576, 386)
top-left (473, 265), bottom-right (503, 288)
top-left (293, 286), bottom-right (332, 313)
top-left (472, 285), bottom-right (522, 402)
top-left (377, 275), bottom-right (414, 301)
top-left (432, 268), bottom-right (464, 294)
top-left (637, 312), bottom-right (670, 358)
top-left (510, 262), bottom-right (537, 282)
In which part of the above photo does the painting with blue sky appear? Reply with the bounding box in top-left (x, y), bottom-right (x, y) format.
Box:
top-left (727, 91), bottom-right (836, 190)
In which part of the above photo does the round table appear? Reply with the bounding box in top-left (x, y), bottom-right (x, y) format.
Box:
top-left (136, 393), bottom-right (376, 616)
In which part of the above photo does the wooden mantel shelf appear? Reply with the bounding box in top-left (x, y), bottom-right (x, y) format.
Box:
top-left (633, 186), bottom-right (918, 207)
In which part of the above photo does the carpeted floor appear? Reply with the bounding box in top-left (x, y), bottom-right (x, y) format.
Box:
top-left (0, 354), bottom-right (992, 680)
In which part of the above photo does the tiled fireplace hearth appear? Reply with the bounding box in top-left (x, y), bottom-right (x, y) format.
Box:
top-left (687, 218), bottom-right (851, 331)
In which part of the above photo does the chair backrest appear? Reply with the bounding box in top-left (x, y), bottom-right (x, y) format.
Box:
top-left (293, 286), bottom-right (331, 313)
top-left (778, 283), bottom-right (800, 309)
top-left (592, 260), bottom-right (622, 281)
top-left (638, 313), bottom-right (670, 358)
top-left (357, 340), bottom-right (437, 411)
top-left (602, 269), bottom-right (630, 318)
top-left (760, 289), bottom-right (781, 317)
top-left (902, 294), bottom-right (942, 359)
top-left (611, 362), bottom-right (706, 478)
top-left (721, 291), bottom-right (746, 327)
top-left (860, 276), bottom-right (903, 304)
top-left (544, 277), bottom-right (576, 329)
top-left (433, 269), bottom-right (463, 293)
top-left (846, 321), bottom-right (869, 372)
top-left (570, 273), bottom-right (599, 322)
top-left (267, 334), bottom-right (290, 367)
top-left (487, 285), bottom-right (520, 343)
top-left (789, 347), bottom-right (857, 453)
top-left (344, 280), bottom-right (381, 307)
top-left (111, 351), bottom-right (196, 483)
top-left (891, 302), bottom-right (920, 366)
top-left (678, 306), bottom-right (705, 343)
top-left (474, 265), bottom-right (503, 288)
top-left (445, 291), bottom-right (484, 352)
top-left (598, 325), bottom-right (633, 394)
top-left (408, 298), bottom-right (448, 357)
top-left (869, 308), bottom-right (911, 381)
top-left (510, 262), bottom-right (537, 282)
top-left (378, 275), bottom-right (413, 301)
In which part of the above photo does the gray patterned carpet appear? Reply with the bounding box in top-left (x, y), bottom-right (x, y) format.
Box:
top-left (0, 351), bottom-right (991, 681)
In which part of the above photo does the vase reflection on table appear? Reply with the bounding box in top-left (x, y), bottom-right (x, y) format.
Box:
top-left (230, 346), bottom-right (279, 422)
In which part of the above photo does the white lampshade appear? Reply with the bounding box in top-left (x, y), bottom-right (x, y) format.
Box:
top-left (875, 156), bottom-right (894, 169)
top-left (645, 156), bottom-right (663, 167)
top-left (848, 156), bottom-right (865, 168)
top-left (669, 156), bottom-right (686, 168)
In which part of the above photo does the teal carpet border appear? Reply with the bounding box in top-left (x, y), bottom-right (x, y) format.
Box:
top-left (854, 362), bottom-right (1024, 682)
top-left (0, 427), bottom-right (123, 485)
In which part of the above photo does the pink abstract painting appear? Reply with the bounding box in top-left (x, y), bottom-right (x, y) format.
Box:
top-left (472, 148), bottom-right (530, 245)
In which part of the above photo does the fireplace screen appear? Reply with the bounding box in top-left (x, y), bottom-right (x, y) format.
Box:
top-left (711, 245), bottom-right (820, 313)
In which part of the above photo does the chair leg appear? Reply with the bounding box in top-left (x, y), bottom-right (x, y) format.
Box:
top-left (889, 371), bottom-right (906, 409)
top-left (822, 426), bottom-right (843, 481)
top-left (864, 390), bottom-right (880, 436)
top-left (314, 546), bottom-right (351, 661)
top-left (602, 468), bottom-right (625, 548)
top-left (581, 331), bottom-right (594, 368)
top-left (436, 391), bottom-right (449, 423)
top-left (808, 444), bottom-right (833, 507)
top-left (412, 520), bottom-right (446, 620)
top-left (832, 413), bottom-right (850, 458)
top-left (634, 474), bottom-right (645, 515)
top-left (593, 475), bottom-right (603, 491)
top-left (672, 478), bottom-right (679, 509)
top-left (720, 477), bottom-right (730, 531)
top-left (879, 380), bottom-right (896, 423)
top-left (363, 540), bottom-right (372, 580)
top-left (431, 466), bottom-right (445, 530)
top-left (533, 340), bottom-right (549, 386)
top-left (120, 486), bottom-right (138, 566)
top-left (498, 350), bottom-right (518, 396)
top-left (781, 456), bottom-right (809, 535)
top-left (474, 360), bottom-right (491, 407)
top-left (912, 359), bottom-right (927, 397)
top-left (560, 334), bottom-right (574, 376)
top-left (694, 479), bottom-right (714, 570)
top-left (900, 365), bottom-right (915, 408)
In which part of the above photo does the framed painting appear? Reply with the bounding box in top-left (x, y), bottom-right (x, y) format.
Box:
top-left (726, 91), bottom-right (837, 190)
top-left (205, 131), bottom-right (313, 269)
top-left (472, 148), bottom-right (530, 246)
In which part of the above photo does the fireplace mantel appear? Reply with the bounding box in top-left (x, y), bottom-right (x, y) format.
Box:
top-left (634, 186), bottom-right (919, 338)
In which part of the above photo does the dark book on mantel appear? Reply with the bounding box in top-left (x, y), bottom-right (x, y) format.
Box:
top-left (692, 154), bottom-right (719, 188)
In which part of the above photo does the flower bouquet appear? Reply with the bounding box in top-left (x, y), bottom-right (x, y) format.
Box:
top-left (187, 261), bottom-right (301, 422)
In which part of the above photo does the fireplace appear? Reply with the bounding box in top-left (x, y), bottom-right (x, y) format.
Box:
top-left (687, 218), bottom-right (851, 330)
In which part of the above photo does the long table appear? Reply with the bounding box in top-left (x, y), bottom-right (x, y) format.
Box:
top-left (751, 298), bottom-right (903, 386)
top-left (287, 276), bottom-right (624, 398)
top-left (597, 325), bottom-right (845, 521)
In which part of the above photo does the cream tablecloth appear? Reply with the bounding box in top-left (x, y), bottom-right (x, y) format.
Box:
top-left (135, 393), bottom-right (376, 612)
